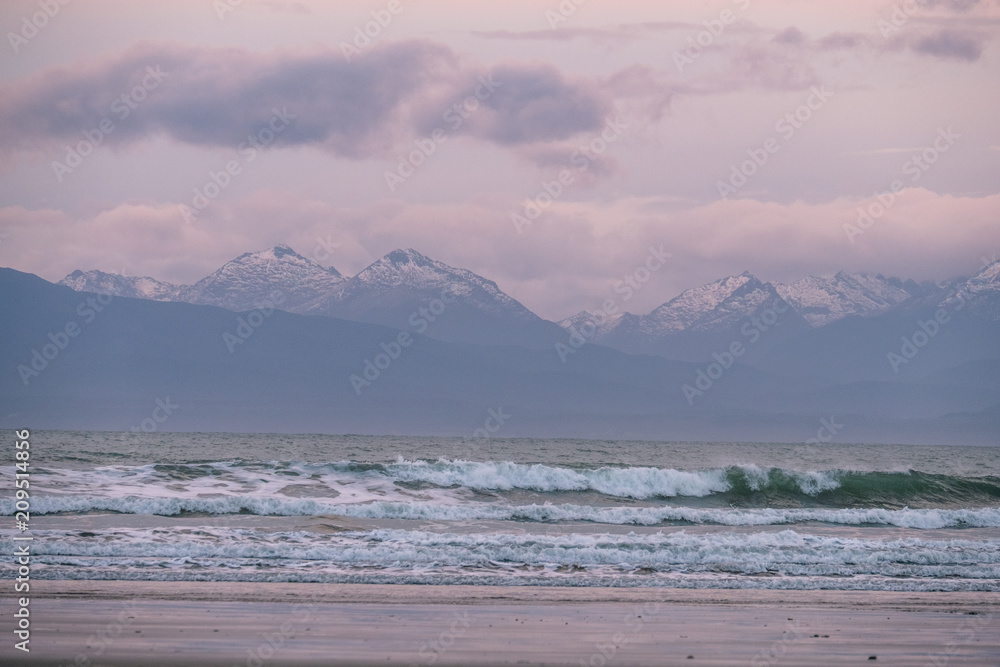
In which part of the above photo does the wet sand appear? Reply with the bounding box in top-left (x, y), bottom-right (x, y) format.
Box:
top-left (5, 581), bottom-right (998, 666)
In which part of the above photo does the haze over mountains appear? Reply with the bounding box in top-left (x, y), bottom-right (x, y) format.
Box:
top-left (62, 246), bottom-right (563, 348)
top-left (60, 245), bottom-right (999, 359)
top-left (3, 246), bottom-right (996, 444)
top-left (558, 270), bottom-right (943, 361)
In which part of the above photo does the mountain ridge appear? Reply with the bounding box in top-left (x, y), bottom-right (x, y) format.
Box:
top-left (7, 264), bottom-right (1000, 444)
top-left (57, 248), bottom-right (1000, 353)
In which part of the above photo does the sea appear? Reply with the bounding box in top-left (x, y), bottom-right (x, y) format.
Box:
top-left (4, 431), bottom-right (1000, 592)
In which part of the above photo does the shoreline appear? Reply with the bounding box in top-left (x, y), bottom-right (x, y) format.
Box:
top-left (5, 581), bottom-right (997, 666)
top-left (25, 579), bottom-right (1000, 610)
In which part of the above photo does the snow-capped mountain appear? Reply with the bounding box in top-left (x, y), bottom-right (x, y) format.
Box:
top-left (59, 246), bottom-right (562, 348)
top-left (774, 272), bottom-right (914, 327)
top-left (60, 246), bottom-right (998, 355)
top-left (179, 245), bottom-right (345, 312)
top-left (946, 259), bottom-right (1000, 320)
top-left (958, 259), bottom-right (1000, 298)
top-left (60, 269), bottom-right (184, 301)
top-left (561, 272), bottom-right (799, 341)
top-left (306, 249), bottom-right (533, 318)
top-left (559, 272), bottom-right (809, 360)
top-left (646, 272), bottom-right (791, 334)
top-left (304, 248), bottom-right (563, 346)
top-left (556, 267), bottom-right (1000, 361)
top-left (60, 246), bottom-right (345, 313)
top-left (9, 264), bottom-right (1000, 443)
top-left (645, 272), bottom-right (761, 334)
top-left (561, 271), bottom-right (922, 342)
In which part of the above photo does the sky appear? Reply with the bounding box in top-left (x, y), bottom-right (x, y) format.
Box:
top-left (1, 0), bottom-right (998, 320)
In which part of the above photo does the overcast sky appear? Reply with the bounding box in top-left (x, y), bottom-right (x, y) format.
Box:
top-left (1, 0), bottom-right (998, 319)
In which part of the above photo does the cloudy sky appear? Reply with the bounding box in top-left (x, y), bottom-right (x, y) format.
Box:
top-left (1, 0), bottom-right (998, 319)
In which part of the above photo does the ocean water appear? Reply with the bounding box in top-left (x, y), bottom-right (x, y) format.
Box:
top-left (4, 431), bottom-right (1000, 591)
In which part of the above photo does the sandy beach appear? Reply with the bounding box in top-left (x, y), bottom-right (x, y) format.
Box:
top-left (5, 581), bottom-right (997, 666)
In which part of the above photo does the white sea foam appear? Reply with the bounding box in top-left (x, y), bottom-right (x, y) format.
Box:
top-left (382, 459), bottom-right (734, 498)
top-left (8, 494), bottom-right (1000, 529)
top-left (4, 527), bottom-right (999, 589)
top-left (26, 459), bottom-right (859, 502)
top-left (340, 501), bottom-right (1000, 529)
top-left (17, 436), bottom-right (1000, 592)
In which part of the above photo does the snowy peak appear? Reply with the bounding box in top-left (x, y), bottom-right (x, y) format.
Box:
top-left (679, 274), bottom-right (789, 333)
top-left (351, 248), bottom-right (454, 288)
top-left (556, 272), bottom-right (792, 353)
top-left (59, 269), bottom-right (183, 301)
top-left (213, 244), bottom-right (342, 281)
top-left (58, 245), bottom-right (346, 312)
top-left (386, 248), bottom-right (433, 267)
top-left (294, 247), bottom-right (560, 347)
top-left (56, 245), bottom-right (548, 345)
top-left (320, 248), bottom-right (538, 321)
top-left (945, 259), bottom-right (1000, 320)
top-left (775, 272), bottom-right (913, 327)
top-left (962, 259), bottom-right (1000, 296)
top-left (644, 272), bottom-right (774, 334)
top-left (558, 266), bottom-right (993, 348)
top-left (180, 245), bottom-right (345, 311)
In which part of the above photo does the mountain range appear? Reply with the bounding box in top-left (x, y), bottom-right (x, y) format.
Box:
top-left (62, 246), bottom-right (563, 348)
top-left (60, 245), bottom-right (1000, 360)
top-left (3, 247), bottom-right (995, 444)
